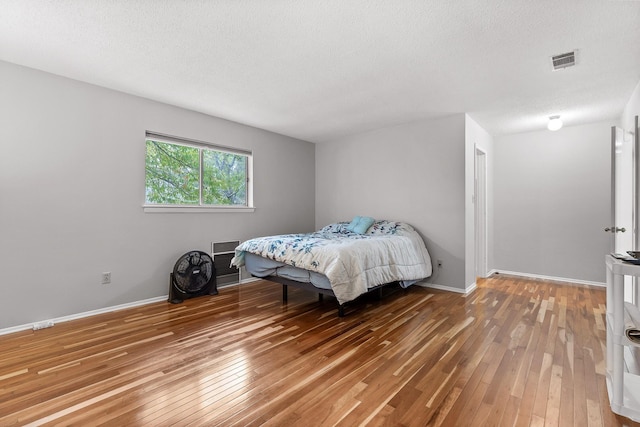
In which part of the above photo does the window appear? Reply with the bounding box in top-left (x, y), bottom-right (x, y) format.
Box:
top-left (144, 132), bottom-right (253, 211)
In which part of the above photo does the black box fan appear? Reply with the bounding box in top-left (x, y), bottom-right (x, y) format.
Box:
top-left (168, 251), bottom-right (217, 304)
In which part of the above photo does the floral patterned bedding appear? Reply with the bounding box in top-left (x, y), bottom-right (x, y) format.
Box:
top-left (231, 220), bottom-right (432, 305)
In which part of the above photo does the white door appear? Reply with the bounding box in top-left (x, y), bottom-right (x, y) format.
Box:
top-left (610, 125), bottom-right (636, 302)
top-left (611, 126), bottom-right (633, 253)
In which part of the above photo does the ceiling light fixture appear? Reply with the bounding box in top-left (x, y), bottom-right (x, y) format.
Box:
top-left (547, 115), bottom-right (563, 131)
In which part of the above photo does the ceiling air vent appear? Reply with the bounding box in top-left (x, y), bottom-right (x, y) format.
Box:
top-left (551, 50), bottom-right (577, 71)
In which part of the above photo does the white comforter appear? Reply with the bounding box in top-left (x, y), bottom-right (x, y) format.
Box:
top-left (231, 221), bottom-right (432, 304)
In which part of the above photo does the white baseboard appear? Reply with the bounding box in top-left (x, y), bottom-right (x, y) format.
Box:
top-left (0, 295), bottom-right (169, 337)
top-left (417, 268), bottom-right (605, 295)
top-left (489, 269), bottom-right (606, 288)
top-left (418, 282), bottom-right (477, 295)
top-left (465, 282), bottom-right (478, 294)
top-left (0, 277), bottom-right (259, 337)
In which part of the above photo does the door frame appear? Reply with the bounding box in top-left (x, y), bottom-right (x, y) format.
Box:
top-left (635, 116), bottom-right (640, 252)
top-left (635, 116), bottom-right (639, 305)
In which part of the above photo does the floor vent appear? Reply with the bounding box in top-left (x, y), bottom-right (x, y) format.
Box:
top-left (551, 50), bottom-right (577, 70)
top-left (212, 241), bottom-right (240, 286)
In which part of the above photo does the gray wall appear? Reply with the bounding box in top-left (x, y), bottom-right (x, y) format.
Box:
top-left (493, 121), bottom-right (611, 283)
top-left (315, 114), bottom-right (467, 291)
top-left (0, 61), bottom-right (315, 329)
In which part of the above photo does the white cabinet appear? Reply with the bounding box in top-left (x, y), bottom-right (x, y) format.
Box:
top-left (605, 254), bottom-right (640, 421)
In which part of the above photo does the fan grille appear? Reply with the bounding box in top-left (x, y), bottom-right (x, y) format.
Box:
top-left (173, 251), bottom-right (214, 293)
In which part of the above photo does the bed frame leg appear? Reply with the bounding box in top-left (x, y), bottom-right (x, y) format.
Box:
top-left (282, 284), bottom-right (288, 303)
top-left (338, 305), bottom-right (345, 317)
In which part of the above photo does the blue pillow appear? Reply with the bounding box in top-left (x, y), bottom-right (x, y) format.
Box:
top-left (346, 216), bottom-right (375, 234)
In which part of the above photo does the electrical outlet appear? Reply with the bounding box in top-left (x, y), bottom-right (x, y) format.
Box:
top-left (437, 260), bottom-right (443, 269)
top-left (101, 272), bottom-right (111, 284)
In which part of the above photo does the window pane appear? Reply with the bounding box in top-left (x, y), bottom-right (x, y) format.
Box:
top-left (145, 140), bottom-right (200, 204)
top-left (202, 150), bottom-right (247, 206)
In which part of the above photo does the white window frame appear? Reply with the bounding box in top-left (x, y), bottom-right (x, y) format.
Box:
top-left (143, 131), bottom-right (254, 213)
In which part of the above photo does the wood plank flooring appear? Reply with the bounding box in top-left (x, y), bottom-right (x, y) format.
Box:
top-left (0, 275), bottom-right (638, 426)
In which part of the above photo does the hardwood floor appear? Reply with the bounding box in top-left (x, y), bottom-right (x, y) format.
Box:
top-left (1, 275), bottom-right (638, 426)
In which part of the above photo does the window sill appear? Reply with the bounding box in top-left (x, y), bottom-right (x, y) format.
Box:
top-left (143, 205), bottom-right (256, 213)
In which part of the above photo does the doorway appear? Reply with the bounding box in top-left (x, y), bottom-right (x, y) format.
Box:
top-left (475, 146), bottom-right (488, 279)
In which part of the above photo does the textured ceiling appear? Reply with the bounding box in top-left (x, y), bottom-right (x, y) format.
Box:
top-left (1, 1), bottom-right (640, 142)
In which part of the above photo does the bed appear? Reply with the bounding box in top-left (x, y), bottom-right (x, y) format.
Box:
top-left (230, 219), bottom-right (432, 316)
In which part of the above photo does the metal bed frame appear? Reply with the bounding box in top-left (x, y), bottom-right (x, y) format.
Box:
top-left (264, 275), bottom-right (398, 317)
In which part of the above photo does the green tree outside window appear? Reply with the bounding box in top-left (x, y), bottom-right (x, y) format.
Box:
top-left (145, 139), bottom-right (248, 206)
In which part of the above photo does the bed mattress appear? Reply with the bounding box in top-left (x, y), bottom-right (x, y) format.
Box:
top-left (244, 252), bottom-right (333, 289)
top-left (233, 220), bottom-right (431, 304)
